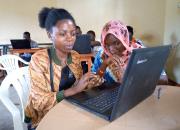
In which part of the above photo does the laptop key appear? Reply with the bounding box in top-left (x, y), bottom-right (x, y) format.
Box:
top-left (83, 88), bottom-right (119, 113)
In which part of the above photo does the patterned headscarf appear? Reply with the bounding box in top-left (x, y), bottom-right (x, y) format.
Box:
top-left (101, 20), bottom-right (142, 82)
top-left (101, 20), bottom-right (141, 57)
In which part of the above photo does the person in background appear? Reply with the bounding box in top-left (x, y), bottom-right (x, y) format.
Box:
top-left (20, 32), bottom-right (39, 62)
top-left (75, 25), bottom-right (82, 36)
top-left (23, 31), bottom-right (38, 48)
top-left (25, 7), bottom-right (99, 129)
top-left (127, 25), bottom-right (144, 47)
top-left (87, 30), bottom-right (101, 48)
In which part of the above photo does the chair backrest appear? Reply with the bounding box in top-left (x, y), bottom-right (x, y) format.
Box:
top-left (0, 66), bottom-right (30, 121)
top-left (0, 54), bottom-right (29, 74)
top-left (79, 54), bottom-right (93, 72)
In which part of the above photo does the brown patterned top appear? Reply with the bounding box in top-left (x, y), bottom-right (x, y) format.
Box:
top-left (25, 47), bottom-right (83, 128)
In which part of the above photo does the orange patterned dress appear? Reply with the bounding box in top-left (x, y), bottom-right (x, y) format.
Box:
top-left (25, 47), bottom-right (83, 128)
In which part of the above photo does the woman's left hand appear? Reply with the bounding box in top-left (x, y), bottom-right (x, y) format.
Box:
top-left (108, 55), bottom-right (125, 83)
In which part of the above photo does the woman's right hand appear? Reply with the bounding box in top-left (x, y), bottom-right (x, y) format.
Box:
top-left (64, 73), bottom-right (97, 97)
top-left (73, 72), bottom-right (97, 93)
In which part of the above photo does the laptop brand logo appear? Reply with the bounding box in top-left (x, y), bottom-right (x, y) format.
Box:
top-left (137, 59), bottom-right (148, 64)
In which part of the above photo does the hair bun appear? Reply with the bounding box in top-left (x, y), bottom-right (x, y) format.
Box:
top-left (38, 7), bottom-right (52, 28)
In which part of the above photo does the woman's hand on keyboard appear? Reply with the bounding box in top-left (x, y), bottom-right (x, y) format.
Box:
top-left (85, 75), bottom-right (105, 90)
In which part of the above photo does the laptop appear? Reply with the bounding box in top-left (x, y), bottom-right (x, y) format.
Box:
top-left (66, 45), bottom-right (171, 121)
top-left (73, 34), bottom-right (91, 54)
top-left (10, 39), bottom-right (31, 49)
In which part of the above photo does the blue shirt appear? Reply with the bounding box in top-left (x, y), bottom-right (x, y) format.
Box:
top-left (92, 49), bottom-right (116, 84)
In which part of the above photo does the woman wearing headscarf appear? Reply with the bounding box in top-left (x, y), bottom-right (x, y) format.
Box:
top-left (91, 20), bottom-right (142, 84)
top-left (91, 20), bottom-right (169, 86)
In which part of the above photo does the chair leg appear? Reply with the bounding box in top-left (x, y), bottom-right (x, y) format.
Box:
top-left (0, 96), bottom-right (24, 130)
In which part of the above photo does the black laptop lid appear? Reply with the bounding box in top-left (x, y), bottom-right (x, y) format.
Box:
top-left (73, 34), bottom-right (91, 54)
top-left (110, 45), bottom-right (171, 121)
top-left (10, 39), bottom-right (31, 49)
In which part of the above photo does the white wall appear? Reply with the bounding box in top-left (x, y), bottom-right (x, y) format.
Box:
top-left (164, 0), bottom-right (180, 44)
top-left (0, 0), bottom-right (166, 45)
top-left (0, 0), bottom-right (57, 43)
top-left (57, 0), bottom-right (117, 41)
top-left (164, 0), bottom-right (180, 83)
top-left (57, 0), bottom-right (166, 45)
top-left (118, 0), bottom-right (165, 46)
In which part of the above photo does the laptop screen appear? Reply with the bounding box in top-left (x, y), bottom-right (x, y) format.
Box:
top-left (110, 45), bottom-right (171, 120)
top-left (73, 34), bottom-right (91, 54)
top-left (10, 39), bottom-right (31, 49)
top-left (66, 45), bottom-right (171, 121)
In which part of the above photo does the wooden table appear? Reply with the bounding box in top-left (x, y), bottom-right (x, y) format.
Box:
top-left (10, 50), bottom-right (93, 72)
top-left (9, 48), bottom-right (45, 54)
top-left (37, 85), bottom-right (180, 130)
top-left (0, 41), bottom-right (51, 55)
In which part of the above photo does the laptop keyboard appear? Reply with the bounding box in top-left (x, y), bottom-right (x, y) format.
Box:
top-left (83, 88), bottom-right (119, 113)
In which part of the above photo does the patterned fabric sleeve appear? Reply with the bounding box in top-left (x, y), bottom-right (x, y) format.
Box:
top-left (69, 50), bottom-right (83, 80)
top-left (25, 49), bottom-right (84, 128)
top-left (29, 52), bottom-right (57, 111)
top-left (25, 50), bottom-right (58, 127)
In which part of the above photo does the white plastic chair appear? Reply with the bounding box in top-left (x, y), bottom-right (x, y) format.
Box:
top-left (0, 90), bottom-right (23, 130)
top-left (0, 66), bottom-right (30, 130)
top-left (0, 54), bottom-right (29, 74)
